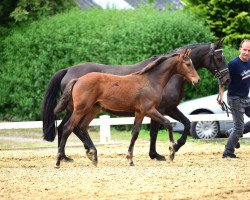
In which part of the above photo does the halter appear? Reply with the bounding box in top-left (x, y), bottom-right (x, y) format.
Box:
top-left (209, 43), bottom-right (228, 80)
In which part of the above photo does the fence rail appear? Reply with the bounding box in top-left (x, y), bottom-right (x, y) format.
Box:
top-left (1, 114), bottom-right (249, 143)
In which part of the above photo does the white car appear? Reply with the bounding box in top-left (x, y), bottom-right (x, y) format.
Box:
top-left (173, 91), bottom-right (234, 139)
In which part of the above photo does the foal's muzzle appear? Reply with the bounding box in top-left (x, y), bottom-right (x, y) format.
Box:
top-left (192, 78), bottom-right (200, 85)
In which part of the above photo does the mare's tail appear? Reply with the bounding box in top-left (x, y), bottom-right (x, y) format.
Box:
top-left (42, 69), bottom-right (68, 142)
top-left (54, 79), bottom-right (78, 115)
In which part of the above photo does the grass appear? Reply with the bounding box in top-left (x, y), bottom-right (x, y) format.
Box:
top-left (0, 128), bottom-right (249, 150)
top-left (110, 128), bottom-right (192, 142)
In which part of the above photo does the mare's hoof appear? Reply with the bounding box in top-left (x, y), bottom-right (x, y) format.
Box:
top-left (54, 164), bottom-right (60, 169)
top-left (149, 152), bottom-right (166, 161)
top-left (62, 156), bottom-right (74, 162)
top-left (129, 162), bottom-right (134, 166)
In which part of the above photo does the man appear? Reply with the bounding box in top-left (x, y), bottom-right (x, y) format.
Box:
top-left (218, 39), bottom-right (250, 158)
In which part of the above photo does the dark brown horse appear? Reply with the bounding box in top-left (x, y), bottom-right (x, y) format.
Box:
top-left (54, 49), bottom-right (200, 167)
top-left (42, 39), bottom-right (230, 161)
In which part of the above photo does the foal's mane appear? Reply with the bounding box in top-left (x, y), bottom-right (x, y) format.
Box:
top-left (133, 53), bottom-right (179, 75)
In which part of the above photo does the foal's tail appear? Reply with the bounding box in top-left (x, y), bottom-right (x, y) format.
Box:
top-left (54, 79), bottom-right (78, 115)
top-left (42, 69), bottom-right (67, 142)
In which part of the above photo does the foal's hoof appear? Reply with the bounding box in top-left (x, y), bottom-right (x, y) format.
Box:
top-left (92, 160), bottom-right (98, 167)
top-left (86, 149), bottom-right (98, 166)
top-left (169, 143), bottom-right (176, 161)
top-left (54, 165), bottom-right (60, 169)
top-left (149, 152), bottom-right (166, 161)
top-left (86, 151), bottom-right (93, 161)
top-left (126, 153), bottom-right (134, 166)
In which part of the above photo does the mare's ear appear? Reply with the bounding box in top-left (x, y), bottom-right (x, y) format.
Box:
top-left (215, 38), bottom-right (225, 48)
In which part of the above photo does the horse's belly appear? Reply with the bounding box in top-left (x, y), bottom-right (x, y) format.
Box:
top-left (99, 97), bottom-right (136, 113)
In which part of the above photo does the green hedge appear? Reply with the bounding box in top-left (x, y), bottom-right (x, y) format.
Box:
top-left (0, 7), bottom-right (217, 121)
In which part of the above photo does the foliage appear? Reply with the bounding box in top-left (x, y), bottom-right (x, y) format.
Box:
top-left (9, 0), bottom-right (76, 22)
top-left (184, 0), bottom-right (250, 47)
top-left (0, 0), bottom-right (76, 37)
top-left (0, 7), bottom-right (215, 121)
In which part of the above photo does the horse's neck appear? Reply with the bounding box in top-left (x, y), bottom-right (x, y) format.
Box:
top-left (147, 59), bottom-right (178, 90)
top-left (190, 44), bottom-right (210, 71)
top-left (129, 58), bottom-right (156, 71)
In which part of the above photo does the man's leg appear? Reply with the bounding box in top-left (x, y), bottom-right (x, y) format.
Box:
top-left (223, 107), bottom-right (244, 158)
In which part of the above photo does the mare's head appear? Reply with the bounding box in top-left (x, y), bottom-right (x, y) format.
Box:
top-left (172, 39), bottom-right (230, 85)
top-left (207, 38), bottom-right (230, 85)
top-left (177, 49), bottom-right (200, 85)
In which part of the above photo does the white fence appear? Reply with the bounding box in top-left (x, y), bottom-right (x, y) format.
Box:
top-left (0, 114), bottom-right (249, 143)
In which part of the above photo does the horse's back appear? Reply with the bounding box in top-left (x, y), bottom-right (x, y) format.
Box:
top-left (60, 56), bottom-right (158, 91)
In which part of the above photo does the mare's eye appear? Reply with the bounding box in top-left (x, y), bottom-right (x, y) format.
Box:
top-left (217, 57), bottom-right (223, 62)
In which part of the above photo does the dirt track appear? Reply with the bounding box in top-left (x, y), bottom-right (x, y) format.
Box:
top-left (1, 141), bottom-right (250, 200)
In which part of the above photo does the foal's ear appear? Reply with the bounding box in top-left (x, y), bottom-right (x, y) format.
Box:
top-left (183, 48), bottom-right (191, 58)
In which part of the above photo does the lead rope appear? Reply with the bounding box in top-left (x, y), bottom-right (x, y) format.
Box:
top-left (217, 95), bottom-right (231, 117)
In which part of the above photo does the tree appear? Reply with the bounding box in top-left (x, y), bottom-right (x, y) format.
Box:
top-left (185, 0), bottom-right (250, 46)
top-left (0, 0), bottom-right (76, 25)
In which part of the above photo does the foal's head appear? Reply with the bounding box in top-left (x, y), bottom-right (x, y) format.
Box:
top-left (177, 49), bottom-right (200, 85)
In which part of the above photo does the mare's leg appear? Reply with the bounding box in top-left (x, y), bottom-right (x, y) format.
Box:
top-left (167, 108), bottom-right (190, 152)
top-left (147, 108), bottom-right (176, 161)
top-left (149, 120), bottom-right (166, 160)
top-left (126, 113), bottom-right (144, 166)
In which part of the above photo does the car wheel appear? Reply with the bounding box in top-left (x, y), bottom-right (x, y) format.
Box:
top-left (191, 119), bottom-right (220, 139)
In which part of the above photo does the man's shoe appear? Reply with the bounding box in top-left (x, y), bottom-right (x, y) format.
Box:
top-left (222, 153), bottom-right (239, 158)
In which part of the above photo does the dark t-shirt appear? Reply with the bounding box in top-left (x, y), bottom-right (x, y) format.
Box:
top-left (228, 57), bottom-right (250, 98)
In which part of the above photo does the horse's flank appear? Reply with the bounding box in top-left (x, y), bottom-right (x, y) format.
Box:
top-left (74, 72), bottom-right (149, 113)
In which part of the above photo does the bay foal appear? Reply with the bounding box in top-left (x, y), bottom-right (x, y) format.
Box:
top-left (54, 49), bottom-right (200, 168)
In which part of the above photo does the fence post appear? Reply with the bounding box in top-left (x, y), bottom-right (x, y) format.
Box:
top-left (99, 115), bottom-right (111, 144)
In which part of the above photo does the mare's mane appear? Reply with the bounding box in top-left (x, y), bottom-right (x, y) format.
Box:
top-left (166, 43), bottom-right (211, 55)
top-left (133, 53), bottom-right (179, 75)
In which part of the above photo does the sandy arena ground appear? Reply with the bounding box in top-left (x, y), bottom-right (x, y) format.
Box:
top-left (0, 141), bottom-right (250, 200)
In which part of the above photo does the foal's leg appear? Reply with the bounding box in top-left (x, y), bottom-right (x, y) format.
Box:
top-left (77, 105), bottom-right (101, 166)
top-left (147, 108), bottom-right (176, 161)
top-left (57, 113), bottom-right (74, 162)
top-left (126, 113), bottom-right (144, 166)
top-left (56, 119), bottom-right (74, 168)
top-left (74, 126), bottom-right (98, 166)
top-left (149, 120), bottom-right (166, 161)
top-left (55, 110), bottom-right (85, 168)
top-left (166, 108), bottom-right (191, 152)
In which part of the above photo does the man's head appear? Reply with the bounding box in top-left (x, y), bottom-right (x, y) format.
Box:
top-left (239, 39), bottom-right (250, 62)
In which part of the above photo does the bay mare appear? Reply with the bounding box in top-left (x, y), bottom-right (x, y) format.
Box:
top-left (42, 39), bottom-right (230, 161)
top-left (54, 49), bottom-right (200, 167)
